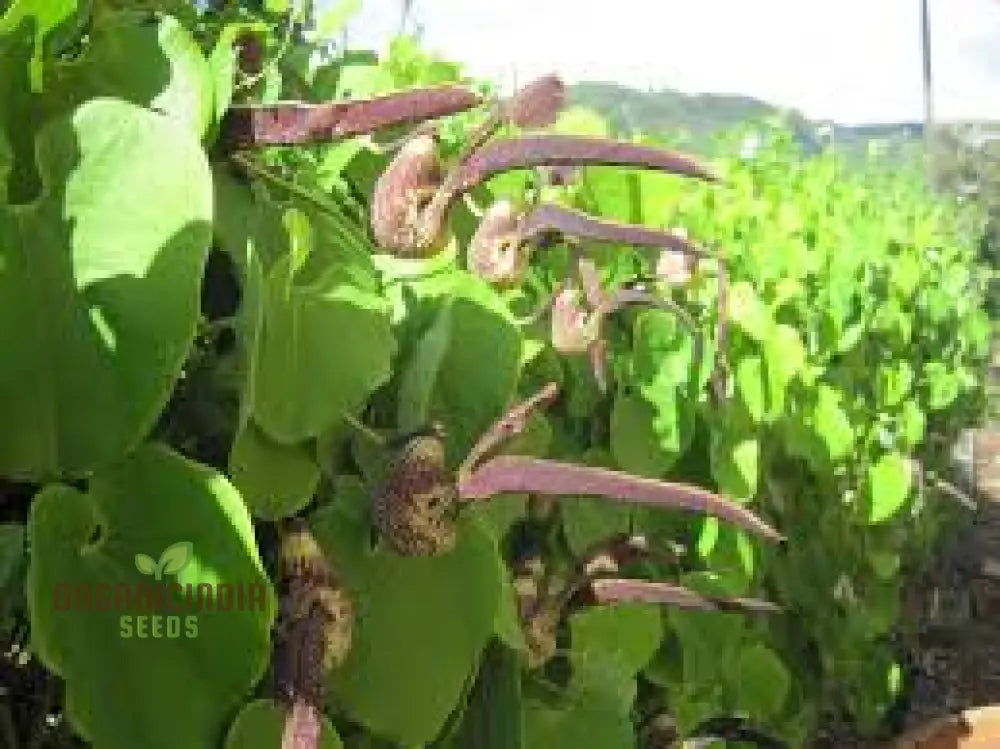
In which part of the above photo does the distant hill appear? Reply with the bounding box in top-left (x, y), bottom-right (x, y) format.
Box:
top-left (568, 81), bottom-right (926, 158)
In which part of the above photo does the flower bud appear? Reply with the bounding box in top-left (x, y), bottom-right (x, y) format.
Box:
top-left (314, 587), bottom-right (354, 672)
top-left (522, 604), bottom-right (560, 669)
top-left (654, 228), bottom-right (697, 284)
top-left (372, 431), bottom-right (459, 556)
top-left (370, 134), bottom-right (444, 256)
top-left (550, 286), bottom-right (600, 354)
top-left (506, 74), bottom-right (566, 129)
top-left (275, 521), bottom-right (354, 703)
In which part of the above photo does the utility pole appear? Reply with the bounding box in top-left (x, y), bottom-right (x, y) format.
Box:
top-left (399, 0), bottom-right (414, 35)
top-left (921, 0), bottom-right (936, 189)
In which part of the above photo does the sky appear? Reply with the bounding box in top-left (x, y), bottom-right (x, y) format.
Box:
top-left (337, 0), bottom-right (1000, 125)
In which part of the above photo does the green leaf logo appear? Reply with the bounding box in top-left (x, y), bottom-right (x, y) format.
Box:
top-left (134, 541), bottom-right (193, 581)
top-left (134, 553), bottom-right (157, 576)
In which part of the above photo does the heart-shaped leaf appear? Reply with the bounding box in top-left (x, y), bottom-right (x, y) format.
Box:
top-left (308, 477), bottom-right (503, 745)
top-left (522, 656), bottom-right (637, 749)
top-left (27, 443), bottom-right (275, 749)
top-left (47, 11), bottom-right (213, 138)
top-left (0, 98), bottom-right (212, 478)
top-left (729, 642), bottom-right (790, 720)
top-left (866, 452), bottom-right (912, 524)
top-left (252, 253), bottom-right (395, 443)
top-left (228, 419), bottom-right (320, 520)
top-left (569, 603), bottom-right (663, 676)
top-left (396, 270), bottom-right (522, 465)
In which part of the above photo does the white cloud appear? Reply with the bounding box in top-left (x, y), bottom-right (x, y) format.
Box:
top-left (337, 0), bottom-right (1000, 124)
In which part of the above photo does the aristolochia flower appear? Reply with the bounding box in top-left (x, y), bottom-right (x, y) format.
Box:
top-left (467, 200), bottom-right (531, 285)
top-left (371, 382), bottom-right (781, 557)
top-left (655, 228), bottom-right (697, 284)
top-left (550, 285), bottom-right (600, 354)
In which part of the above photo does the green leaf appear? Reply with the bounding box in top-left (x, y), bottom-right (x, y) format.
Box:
top-left (631, 309), bottom-right (696, 462)
top-left (763, 324), bottom-right (805, 417)
top-left (284, 206), bottom-right (313, 277)
top-left (924, 361), bottom-right (961, 411)
top-left (848, 648), bottom-right (906, 729)
top-left (610, 392), bottom-right (673, 478)
top-left (730, 642), bottom-right (790, 719)
top-left (897, 399), bottom-right (925, 449)
top-left (522, 660), bottom-right (636, 749)
top-left (727, 281), bottom-right (773, 342)
top-left (396, 271), bottom-right (522, 464)
top-left (696, 516), bottom-right (720, 558)
top-left (157, 540), bottom-right (193, 577)
top-left (632, 309), bottom-right (695, 394)
top-left (697, 522), bottom-right (754, 594)
top-left (870, 551), bottom-right (900, 581)
top-left (666, 573), bottom-right (746, 686)
top-left (442, 642), bottom-right (523, 749)
top-left (211, 166), bottom-right (271, 430)
top-left (467, 493), bottom-right (527, 545)
top-left (0, 16), bottom-right (45, 200)
top-left (889, 253), bottom-right (920, 298)
top-left (396, 299), bottom-right (455, 432)
top-left (876, 362), bottom-right (913, 409)
top-left (493, 567), bottom-right (529, 653)
top-left (252, 254), bottom-right (395, 443)
top-left (710, 407), bottom-right (759, 501)
top-left (812, 384), bottom-right (854, 463)
top-left (888, 661), bottom-right (903, 696)
top-left (961, 307), bottom-right (993, 358)
top-left (27, 443), bottom-right (275, 749)
top-left (570, 603), bottom-right (662, 675)
top-left (225, 699), bottom-right (342, 749)
top-left (0, 0), bottom-right (79, 90)
top-left (49, 11), bottom-right (213, 138)
top-left (309, 480), bottom-right (503, 746)
top-left (0, 98), bottom-right (212, 477)
top-left (581, 167), bottom-right (640, 223)
top-left (334, 56), bottom-right (395, 99)
top-left (207, 24), bottom-right (251, 127)
top-left (664, 683), bottom-right (722, 738)
top-left (735, 355), bottom-right (765, 423)
top-left (0, 0), bottom-right (77, 43)
top-left (866, 452), bottom-right (912, 524)
top-left (228, 419), bottom-right (320, 520)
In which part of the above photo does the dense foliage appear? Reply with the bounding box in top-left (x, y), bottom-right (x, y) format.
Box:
top-left (0, 1), bottom-right (993, 748)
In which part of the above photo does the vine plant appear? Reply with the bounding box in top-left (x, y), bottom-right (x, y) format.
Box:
top-left (0, 3), bottom-right (992, 749)
top-left (241, 70), bottom-right (779, 747)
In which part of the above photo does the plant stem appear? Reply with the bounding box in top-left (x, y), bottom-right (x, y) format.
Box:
top-left (459, 382), bottom-right (560, 481)
top-left (228, 153), bottom-right (369, 250)
top-left (340, 412), bottom-right (386, 448)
